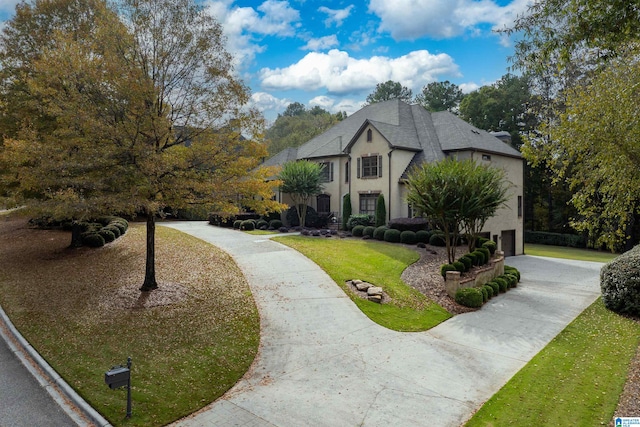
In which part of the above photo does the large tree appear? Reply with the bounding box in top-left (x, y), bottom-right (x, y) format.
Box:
top-left (414, 81), bottom-right (463, 112)
top-left (364, 80), bottom-right (412, 105)
top-left (0, 0), bottom-right (284, 291)
top-left (406, 158), bottom-right (510, 263)
top-left (278, 160), bottom-right (324, 228)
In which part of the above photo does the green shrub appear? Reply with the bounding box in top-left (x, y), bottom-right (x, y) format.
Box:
top-left (256, 219), bottom-right (268, 229)
top-left (346, 214), bottom-right (372, 230)
top-left (104, 225), bottom-right (121, 238)
top-left (504, 272), bottom-right (518, 287)
top-left (98, 229), bottom-right (116, 243)
top-left (483, 284), bottom-right (494, 299)
top-left (482, 240), bottom-right (497, 254)
top-left (240, 220), bottom-right (255, 231)
top-left (524, 230), bottom-right (586, 248)
top-left (472, 250), bottom-right (485, 265)
top-left (375, 194), bottom-right (386, 227)
top-left (480, 286), bottom-right (489, 302)
top-left (440, 264), bottom-right (457, 278)
top-left (363, 226), bottom-right (375, 238)
top-left (495, 277), bottom-right (508, 293)
top-left (384, 228), bottom-right (401, 243)
top-left (487, 281), bottom-right (500, 295)
top-left (452, 261), bottom-right (465, 273)
top-left (466, 252), bottom-right (478, 266)
top-left (478, 247), bottom-right (491, 263)
top-left (233, 220), bottom-right (242, 229)
top-left (400, 230), bottom-right (417, 244)
top-left (374, 226), bottom-right (388, 241)
top-left (476, 236), bottom-right (489, 248)
top-left (458, 256), bottom-right (472, 271)
top-left (504, 265), bottom-right (520, 281)
top-left (429, 232), bottom-right (446, 247)
top-left (81, 232), bottom-right (105, 248)
top-left (109, 221), bottom-right (127, 235)
top-left (269, 219), bottom-right (283, 229)
top-left (342, 193), bottom-right (352, 231)
top-left (388, 217), bottom-right (429, 232)
top-left (415, 230), bottom-right (430, 243)
top-left (352, 225), bottom-right (365, 237)
top-left (455, 288), bottom-right (483, 308)
top-left (601, 245), bottom-right (640, 316)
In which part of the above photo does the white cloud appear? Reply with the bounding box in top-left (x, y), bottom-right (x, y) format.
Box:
top-left (204, 0), bottom-right (300, 69)
top-left (250, 91), bottom-right (291, 113)
top-left (459, 82), bottom-right (480, 93)
top-left (368, 0), bottom-right (530, 40)
top-left (259, 49), bottom-right (460, 95)
top-left (302, 35), bottom-right (339, 51)
top-left (318, 5), bottom-right (355, 27)
top-left (309, 95), bottom-right (363, 116)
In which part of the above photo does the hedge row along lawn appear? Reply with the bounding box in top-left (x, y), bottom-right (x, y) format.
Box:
top-left (274, 236), bottom-right (451, 331)
top-left (465, 298), bottom-right (640, 426)
top-left (0, 217), bottom-right (259, 426)
top-left (525, 243), bottom-right (617, 263)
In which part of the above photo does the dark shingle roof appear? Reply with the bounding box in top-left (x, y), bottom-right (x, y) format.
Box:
top-left (265, 99), bottom-right (521, 167)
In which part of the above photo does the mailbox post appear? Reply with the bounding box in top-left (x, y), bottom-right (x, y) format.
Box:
top-left (105, 357), bottom-right (132, 418)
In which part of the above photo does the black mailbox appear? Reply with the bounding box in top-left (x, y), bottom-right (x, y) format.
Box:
top-left (105, 366), bottom-right (130, 389)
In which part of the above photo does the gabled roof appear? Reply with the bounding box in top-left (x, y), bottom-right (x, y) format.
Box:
top-left (265, 99), bottom-right (521, 166)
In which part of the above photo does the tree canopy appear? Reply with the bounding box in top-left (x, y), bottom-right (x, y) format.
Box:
top-left (278, 161), bottom-right (324, 228)
top-left (265, 103), bottom-right (344, 156)
top-left (406, 158), bottom-right (509, 263)
top-left (0, 0), bottom-right (284, 291)
top-left (364, 80), bottom-right (412, 105)
top-left (414, 81), bottom-right (463, 112)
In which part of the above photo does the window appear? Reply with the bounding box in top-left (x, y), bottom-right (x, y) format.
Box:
top-left (345, 161), bottom-right (349, 183)
top-left (518, 195), bottom-right (522, 218)
top-left (359, 193), bottom-right (378, 215)
top-left (317, 194), bottom-right (330, 214)
top-left (319, 161), bottom-right (333, 182)
top-left (357, 155), bottom-right (382, 178)
top-left (366, 129), bottom-right (373, 142)
top-left (482, 154), bottom-right (491, 161)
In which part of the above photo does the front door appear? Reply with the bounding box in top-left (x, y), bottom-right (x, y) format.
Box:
top-left (317, 194), bottom-right (330, 214)
top-left (501, 229), bottom-right (516, 257)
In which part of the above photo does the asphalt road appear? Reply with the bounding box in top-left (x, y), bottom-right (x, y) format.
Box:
top-left (0, 332), bottom-right (76, 427)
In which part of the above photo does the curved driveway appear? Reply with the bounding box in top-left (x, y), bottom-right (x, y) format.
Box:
top-left (164, 222), bottom-right (602, 427)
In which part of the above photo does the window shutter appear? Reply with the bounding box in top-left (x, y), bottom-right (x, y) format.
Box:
top-left (378, 155), bottom-right (383, 177)
top-left (357, 158), bottom-right (361, 178)
top-left (330, 162), bottom-right (334, 182)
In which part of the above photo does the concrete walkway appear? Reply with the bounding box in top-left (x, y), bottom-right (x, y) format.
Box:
top-left (164, 222), bottom-right (602, 427)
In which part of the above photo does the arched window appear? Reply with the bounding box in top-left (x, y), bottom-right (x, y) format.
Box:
top-left (317, 194), bottom-right (330, 214)
top-left (366, 129), bottom-right (372, 142)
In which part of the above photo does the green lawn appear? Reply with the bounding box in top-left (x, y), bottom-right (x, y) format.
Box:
top-left (466, 243), bottom-right (638, 426)
top-left (525, 243), bottom-right (617, 263)
top-left (273, 236), bottom-right (451, 331)
top-left (465, 298), bottom-right (640, 426)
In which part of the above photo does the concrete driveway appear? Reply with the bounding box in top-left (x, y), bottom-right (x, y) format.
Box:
top-left (163, 222), bottom-right (602, 427)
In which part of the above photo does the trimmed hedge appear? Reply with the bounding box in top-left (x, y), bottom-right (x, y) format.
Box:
top-left (440, 264), bottom-right (456, 278)
top-left (495, 277), bottom-right (509, 293)
top-left (455, 288), bottom-right (483, 308)
top-left (525, 230), bottom-right (586, 248)
top-left (240, 220), bottom-right (255, 231)
top-left (601, 245), bottom-right (640, 316)
top-left (458, 256), bottom-right (472, 272)
top-left (81, 232), bottom-right (105, 248)
top-left (346, 214), bottom-right (372, 230)
top-left (269, 219), bottom-right (283, 229)
top-left (98, 229), bottom-right (116, 243)
top-left (452, 261), bottom-right (465, 272)
top-left (429, 233), bottom-right (446, 247)
top-left (400, 230), bottom-right (417, 244)
top-left (504, 265), bottom-right (520, 281)
top-left (352, 225), bottom-right (365, 237)
top-left (384, 228), bottom-right (401, 243)
top-left (487, 281), bottom-right (500, 295)
top-left (388, 217), bottom-right (429, 232)
top-left (416, 230), bottom-right (430, 244)
top-left (373, 226), bottom-right (388, 241)
top-left (363, 226), bottom-right (376, 238)
top-left (482, 240), bottom-right (497, 255)
top-left (483, 284), bottom-right (494, 299)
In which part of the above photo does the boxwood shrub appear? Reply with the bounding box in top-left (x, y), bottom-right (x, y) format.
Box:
top-left (98, 229), bottom-right (116, 243)
top-left (480, 286), bottom-right (489, 302)
top-left (400, 230), bottom-right (417, 244)
top-left (455, 288), bottom-right (483, 308)
top-left (415, 230), bottom-right (430, 244)
top-left (601, 245), bottom-right (640, 316)
top-left (504, 265), bottom-right (520, 281)
top-left (483, 284), bottom-right (494, 299)
top-left (482, 240), bottom-right (497, 254)
top-left (388, 217), bottom-right (429, 232)
top-left (346, 214), bottom-right (372, 230)
top-left (477, 247), bottom-right (491, 263)
top-left (429, 232), bottom-right (446, 247)
top-left (352, 225), bottom-right (365, 237)
top-left (495, 277), bottom-right (508, 292)
top-left (103, 225), bottom-right (121, 238)
top-left (458, 256), bottom-right (472, 272)
top-left (374, 226), bottom-right (388, 241)
top-left (240, 220), bottom-right (255, 231)
top-left (363, 226), bottom-right (376, 238)
top-left (487, 280), bottom-right (500, 295)
top-left (81, 232), bottom-right (105, 248)
top-left (472, 250), bottom-right (485, 265)
top-left (269, 219), bottom-right (283, 229)
top-left (440, 264), bottom-right (456, 278)
top-left (452, 261), bottom-right (465, 273)
top-left (384, 228), bottom-right (401, 243)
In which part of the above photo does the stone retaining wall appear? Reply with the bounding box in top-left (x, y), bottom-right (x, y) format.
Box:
top-left (445, 251), bottom-right (505, 298)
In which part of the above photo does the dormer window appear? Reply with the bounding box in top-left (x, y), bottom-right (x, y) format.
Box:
top-left (366, 129), bottom-right (372, 142)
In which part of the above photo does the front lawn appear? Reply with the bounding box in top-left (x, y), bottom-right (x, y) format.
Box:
top-left (273, 236), bottom-right (451, 331)
top-left (0, 218), bottom-right (259, 426)
top-left (525, 243), bottom-right (617, 263)
top-left (465, 298), bottom-right (640, 426)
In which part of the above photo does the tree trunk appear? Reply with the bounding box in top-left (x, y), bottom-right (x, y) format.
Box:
top-left (140, 212), bottom-right (158, 292)
top-left (69, 220), bottom-right (83, 248)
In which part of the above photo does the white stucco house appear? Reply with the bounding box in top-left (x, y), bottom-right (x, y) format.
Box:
top-left (264, 99), bottom-right (524, 256)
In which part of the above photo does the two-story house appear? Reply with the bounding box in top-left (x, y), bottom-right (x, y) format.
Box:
top-left (264, 99), bottom-right (524, 256)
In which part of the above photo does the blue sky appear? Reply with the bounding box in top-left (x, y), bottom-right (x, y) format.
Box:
top-left (0, 0), bottom-right (531, 123)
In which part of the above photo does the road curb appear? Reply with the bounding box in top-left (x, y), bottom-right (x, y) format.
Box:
top-left (0, 304), bottom-right (111, 427)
